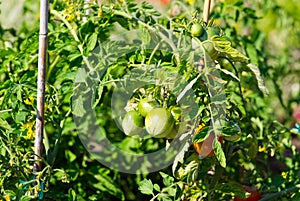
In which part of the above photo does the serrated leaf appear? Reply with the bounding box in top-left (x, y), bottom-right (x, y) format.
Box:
top-left (247, 64), bottom-right (269, 95)
top-left (72, 95), bottom-right (86, 117)
top-left (213, 139), bottom-right (226, 167)
top-left (193, 126), bottom-right (212, 143)
top-left (93, 173), bottom-right (125, 200)
top-left (212, 36), bottom-right (249, 62)
top-left (138, 179), bottom-right (154, 195)
top-left (160, 172), bottom-right (174, 187)
top-left (167, 187), bottom-right (176, 196)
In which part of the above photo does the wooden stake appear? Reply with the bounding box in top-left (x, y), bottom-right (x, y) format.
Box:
top-left (34, 0), bottom-right (49, 173)
top-left (203, 0), bottom-right (211, 23)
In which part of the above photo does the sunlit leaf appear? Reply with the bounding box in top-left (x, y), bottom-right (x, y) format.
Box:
top-left (213, 139), bottom-right (226, 168)
top-left (247, 64), bottom-right (269, 96)
top-left (139, 179), bottom-right (154, 195)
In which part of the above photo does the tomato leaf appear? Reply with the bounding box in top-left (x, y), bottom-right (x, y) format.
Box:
top-left (72, 95), bottom-right (86, 117)
top-left (172, 131), bottom-right (192, 176)
top-left (217, 66), bottom-right (240, 82)
top-left (193, 126), bottom-right (212, 143)
top-left (139, 179), bottom-right (154, 195)
top-left (221, 126), bottom-right (241, 137)
top-left (246, 43), bottom-right (259, 65)
top-left (93, 172), bottom-right (125, 200)
top-left (213, 139), bottom-right (226, 168)
top-left (247, 64), bottom-right (269, 96)
top-left (215, 182), bottom-right (247, 198)
top-left (153, 184), bottom-right (160, 192)
top-left (160, 172), bottom-right (174, 187)
top-left (87, 33), bottom-right (98, 51)
top-left (212, 36), bottom-right (249, 62)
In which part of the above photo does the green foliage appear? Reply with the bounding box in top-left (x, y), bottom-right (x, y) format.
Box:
top-left (0, 0), bottom-right (300, 200)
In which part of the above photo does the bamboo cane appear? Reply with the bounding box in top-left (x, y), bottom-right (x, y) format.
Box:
top-left (34, 0), bottom-right (49, 173)
top-left (203, 0), bottom-right (211, 23)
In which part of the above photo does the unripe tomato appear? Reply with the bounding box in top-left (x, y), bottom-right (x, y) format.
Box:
top-left (234, 186), bottom-right (261, 201)
top-left (206, 27), bottom-right (220, 39)
top-left (145, 108), bottom-right (174, 138)
top-left (191, 23), bottom-right (204, 37)
top-left (218, 57), bottom-right (233, 70)
top-left (138, 98), bottom-right (158, 117)
top-left (122, 110), bottom-right (144, 136)
top-left (224, 134), bottom-right (240, 142)
top-left (193, 132), bottom-right (223, 157)
top-left (203, 41), bottom-right (218, 60)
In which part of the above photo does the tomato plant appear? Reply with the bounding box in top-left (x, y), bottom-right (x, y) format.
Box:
top-left (1, 0), bottom-right (300, 200)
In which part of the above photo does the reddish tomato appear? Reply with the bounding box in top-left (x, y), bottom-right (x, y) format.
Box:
top-left (234, 186), bottom-right (261, 201)
top-left (193, 132), bottom-right (223, 157)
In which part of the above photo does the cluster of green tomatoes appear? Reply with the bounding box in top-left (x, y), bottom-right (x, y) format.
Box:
top-left (122, 98), bottom-right (181, 139)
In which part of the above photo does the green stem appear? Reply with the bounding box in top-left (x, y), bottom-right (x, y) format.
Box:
top-left (46, 55), bottom-right (60, 80)
top-left (111, 9), bottom-right (181, 64)
top-left (259, 184), bottom-right (300, 201)
top-left (51, 10), bottom-right (93, 71)
top-left (230, 59), bottom-right (249, 117)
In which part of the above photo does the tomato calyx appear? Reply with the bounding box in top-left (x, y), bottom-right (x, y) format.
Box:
top-left (138, 98), bottom-right (158, 117)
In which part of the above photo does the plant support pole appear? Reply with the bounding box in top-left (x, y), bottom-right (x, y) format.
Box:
top-left (203, 0), bottom-right (211, 23)
top-left (34, 0), bottom-right (49, 173)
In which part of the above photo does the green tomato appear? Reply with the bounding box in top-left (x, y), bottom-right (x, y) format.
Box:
top-left (218, 57), bottom-right (233, 69)
top-left (122, 110), bottom-right (144, 136)
top-left (191, 23), bottom-right (204, 37)
top-left (145, 108), bottom-right (174, 138)
top-left (138, 98), bottom-right (158, 117)
top-left (203, 41), bottom-right (218, 60)
top-left (206, 27), bottom-right (220, 39)
top-left (224, 134), bottom-right (241, 142)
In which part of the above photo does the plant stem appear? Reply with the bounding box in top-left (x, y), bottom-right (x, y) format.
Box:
top-left (259, 184), bottom-right (300, 201)
top-left (51, 9), bottom-right (93, 71)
